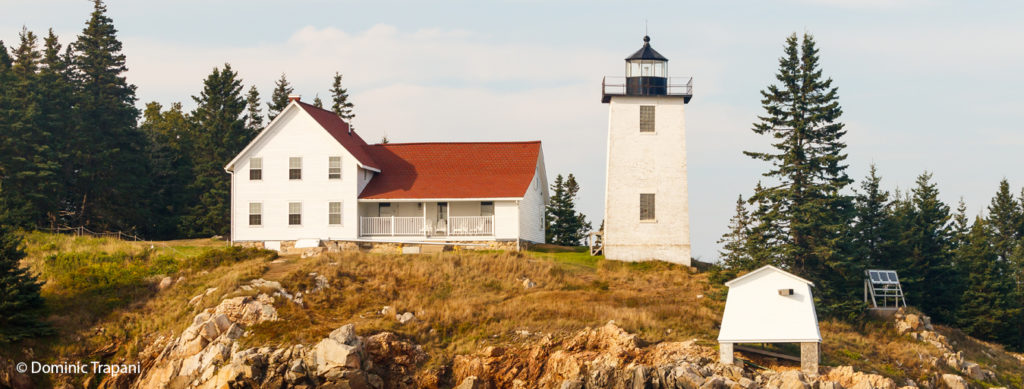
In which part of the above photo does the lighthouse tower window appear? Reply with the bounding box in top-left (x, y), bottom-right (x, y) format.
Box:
top-left (639, 106), bottom-right (655, 133)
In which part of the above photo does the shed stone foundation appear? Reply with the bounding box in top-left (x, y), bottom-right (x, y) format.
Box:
top-left (801, 342), bottom-right (819, 373)
top-left (719, 342), bottom-right (736, 365)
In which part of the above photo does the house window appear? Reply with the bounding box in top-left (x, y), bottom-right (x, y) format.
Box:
top-left (249, 202), bottom-right (262, 226)
top-left (288, 202), bottom-right (302, 225)
top-left (329, 202), bottom-right (342, 225)
top-left (378, 202), bottom-right (393, 217)
top-left (640, 193), bottom-right (656, 221)
top-left (249, 158), bottom-right (262, 180)
top-left (639, 105), bottom-right (655, 133)
top-left (289, 157), bottom-right (302, 180)
top-left (329, 157), bottom-right (342, 180)
top-left (481, 201), bottom-right (494, 217)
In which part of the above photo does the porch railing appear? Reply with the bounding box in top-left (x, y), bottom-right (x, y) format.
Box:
top-left (359, 216), bottom-right (426, 236)
top-left (358, 216), bottom-right (495, 237)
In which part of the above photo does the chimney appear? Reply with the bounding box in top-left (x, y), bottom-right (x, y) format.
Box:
top-left (288, 94), bottom-right (301, 103)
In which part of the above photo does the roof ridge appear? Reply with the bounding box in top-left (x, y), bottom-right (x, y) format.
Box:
top-left (368, 140), bottom-right (542, 147)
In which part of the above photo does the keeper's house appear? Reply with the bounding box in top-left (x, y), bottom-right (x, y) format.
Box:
top-left (224, 96), bottom-right (548, 250)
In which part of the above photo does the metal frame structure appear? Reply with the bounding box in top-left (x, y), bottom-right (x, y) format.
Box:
top-left (864, 269), bottom-right (907, 310)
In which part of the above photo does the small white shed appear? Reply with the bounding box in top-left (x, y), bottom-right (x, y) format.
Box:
top-left (717, 265), bottom-right (821, 372)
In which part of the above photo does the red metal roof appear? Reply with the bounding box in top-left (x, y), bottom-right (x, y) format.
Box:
top-left (296, 102), bottom-right (380, 170)
top-left (358, 141), bottom-right (542, 199)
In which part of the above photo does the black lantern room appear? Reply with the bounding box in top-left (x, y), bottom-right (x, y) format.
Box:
top-left (602, 36), bottom-right (691, 103)
top-left (625, 35), bottom-right (668, 95)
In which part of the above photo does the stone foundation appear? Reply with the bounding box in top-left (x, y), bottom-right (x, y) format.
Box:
top-left (801, 342), bottom-right (819, 373)
top-left (233, 239), bottom-right (532, 255)
top-left (719, 342), bottom-right (736, 365)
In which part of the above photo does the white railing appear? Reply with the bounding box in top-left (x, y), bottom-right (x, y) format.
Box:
top-left (359, 216), bottom-right (426, 236)
top-left (448, 216), bottom-right (494, 236)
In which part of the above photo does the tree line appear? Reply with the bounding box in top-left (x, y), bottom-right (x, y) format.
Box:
top-left (0, 0), bottom-right (357, 240)
top-left (716, 33), bottom-right (1024, 351)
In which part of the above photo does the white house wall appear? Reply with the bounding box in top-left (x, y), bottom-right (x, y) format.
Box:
top-left (494, 201), bottom-right (519, 239)
top-left (603, 96), bottom-right (691, 264)
top-left (718, 270), bottom-right (821, 343)
top-left (518, 156), bottom-right (548, 244)
top-left (231, 106), bottom-right (362, 242)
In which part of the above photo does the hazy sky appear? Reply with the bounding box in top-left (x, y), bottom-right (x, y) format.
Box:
top-left (4, 1), bottom-right (1023, 261)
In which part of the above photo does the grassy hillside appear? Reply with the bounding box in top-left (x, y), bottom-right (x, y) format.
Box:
top-left (7, 233), bottom-right (1024, 387)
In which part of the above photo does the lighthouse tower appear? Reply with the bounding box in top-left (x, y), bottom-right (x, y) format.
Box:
top-left (601, 36), bottom-right (692, 265)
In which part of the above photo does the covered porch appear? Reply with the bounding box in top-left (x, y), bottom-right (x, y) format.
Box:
top-left (358, 200), bottom-right (499, 238)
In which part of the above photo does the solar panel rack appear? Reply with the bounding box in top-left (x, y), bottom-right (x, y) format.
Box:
top-left (864, 269), bottom-right (906, 310)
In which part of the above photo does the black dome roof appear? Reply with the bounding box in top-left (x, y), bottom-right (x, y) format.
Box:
top-left (625, 35), bottom-right (667, 61)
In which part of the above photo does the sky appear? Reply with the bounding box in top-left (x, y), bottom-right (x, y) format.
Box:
top-left (3, 1), bottom-right (1024, 261)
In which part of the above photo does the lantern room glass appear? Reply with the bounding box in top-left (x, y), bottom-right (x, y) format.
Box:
top-left (626, 60), bottom-right (666, 77)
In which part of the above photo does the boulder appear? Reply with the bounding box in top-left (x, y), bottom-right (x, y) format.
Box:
top-left (941, 374), bottom-right (968, 389)
top-left (313, 324), bottom-right (363, 374)
top-left (157, 276), bottom-right (173, 290)
top-left (456, 375), bottom-right (482, 389)
top-left (397, 312), bottom-right (416, 324)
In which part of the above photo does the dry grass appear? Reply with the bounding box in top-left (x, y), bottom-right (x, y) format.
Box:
top-left (244, 250), bottom-right (721, 366)
top-left (10, 232), bottom-right (275, 364)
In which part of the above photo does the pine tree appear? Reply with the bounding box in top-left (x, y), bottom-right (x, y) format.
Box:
top-left (851, 165), bottom-right (897, 269)
top-left (545, 174), bottom-right (590, 246)
top-left (267, 73), bottom-right (293, 121)
top-left (743, 33), bottom-right (855, 312)
top-left (244, 85), bottom-right (263, 132)
top-left (950, 198), bottom-right (971, 251)
top-left (313, 94), bottom-right (324, 108)
top-left (183, 64), bottom-right (250, 237)
top-left (986, 179), bottom-right (1021, 262)
top-left (141, 102), bottom-right (193, 239)
top-left (0, 28), bottom-right (51, 226)
top-left (718, 195), bottom-right (756, 270)
top-left (899, 172), bottom-right (961, 323)
top-left (0, 223), bottom-right (50, 343)
top-left (746, 182), bottom-right (785, 268)
top-left (38, 30), bottom-right (76, 228)
top-left (330, 72), bottom-right (355, 121)
top-left (955, 217), bottom-right (1020, 345)
top-left (68, 0), bottom-right (149, 232)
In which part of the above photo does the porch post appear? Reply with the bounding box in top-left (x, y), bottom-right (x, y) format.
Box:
top-left (391, 215), bottom-right (395, 236)
top-left (423, 202), bottom-right (427, 238)
top-left (446, 203), bottom-right (451, 236)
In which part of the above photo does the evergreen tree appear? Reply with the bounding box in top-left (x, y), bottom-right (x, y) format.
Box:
top-left (244, 85), bottom-right (263, 132)
top-left (545, 174), bottom-right (591, 246)
top-left (949, 198), bottom-right (971, 251)
top-left (267, 73), bottom-right (293, 121)
top-left (0, 28), bottom-right (56, 227)
top-left (745, 182), bottom-right (786, 268)
top-left (899, 172), bottom-right (960, 323)
top-left (313, 94), bottom-right (324, 108)
top-left (0, 223), bottom-right (50, 343)
top-left (986, 179), bottom-right (1021, 262)
top-left (330, 72), bottom-right (355, 121)
top-left (68, 0), bottom-right (149, 231)
top-left (718, 195), bottom-right (756, 270)
top-left (851, 165), bottom-right (897, 269)
top-left (38, 30), bottom-right (76, 228)
top-left (141, 102), bottom-right (193, 239)
top-left (183, 64), bottom-right (250, 237)
top-left (955, 217), bottom-right (1020, 345)
top-left (743, 33), bottom-right (855, 313)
